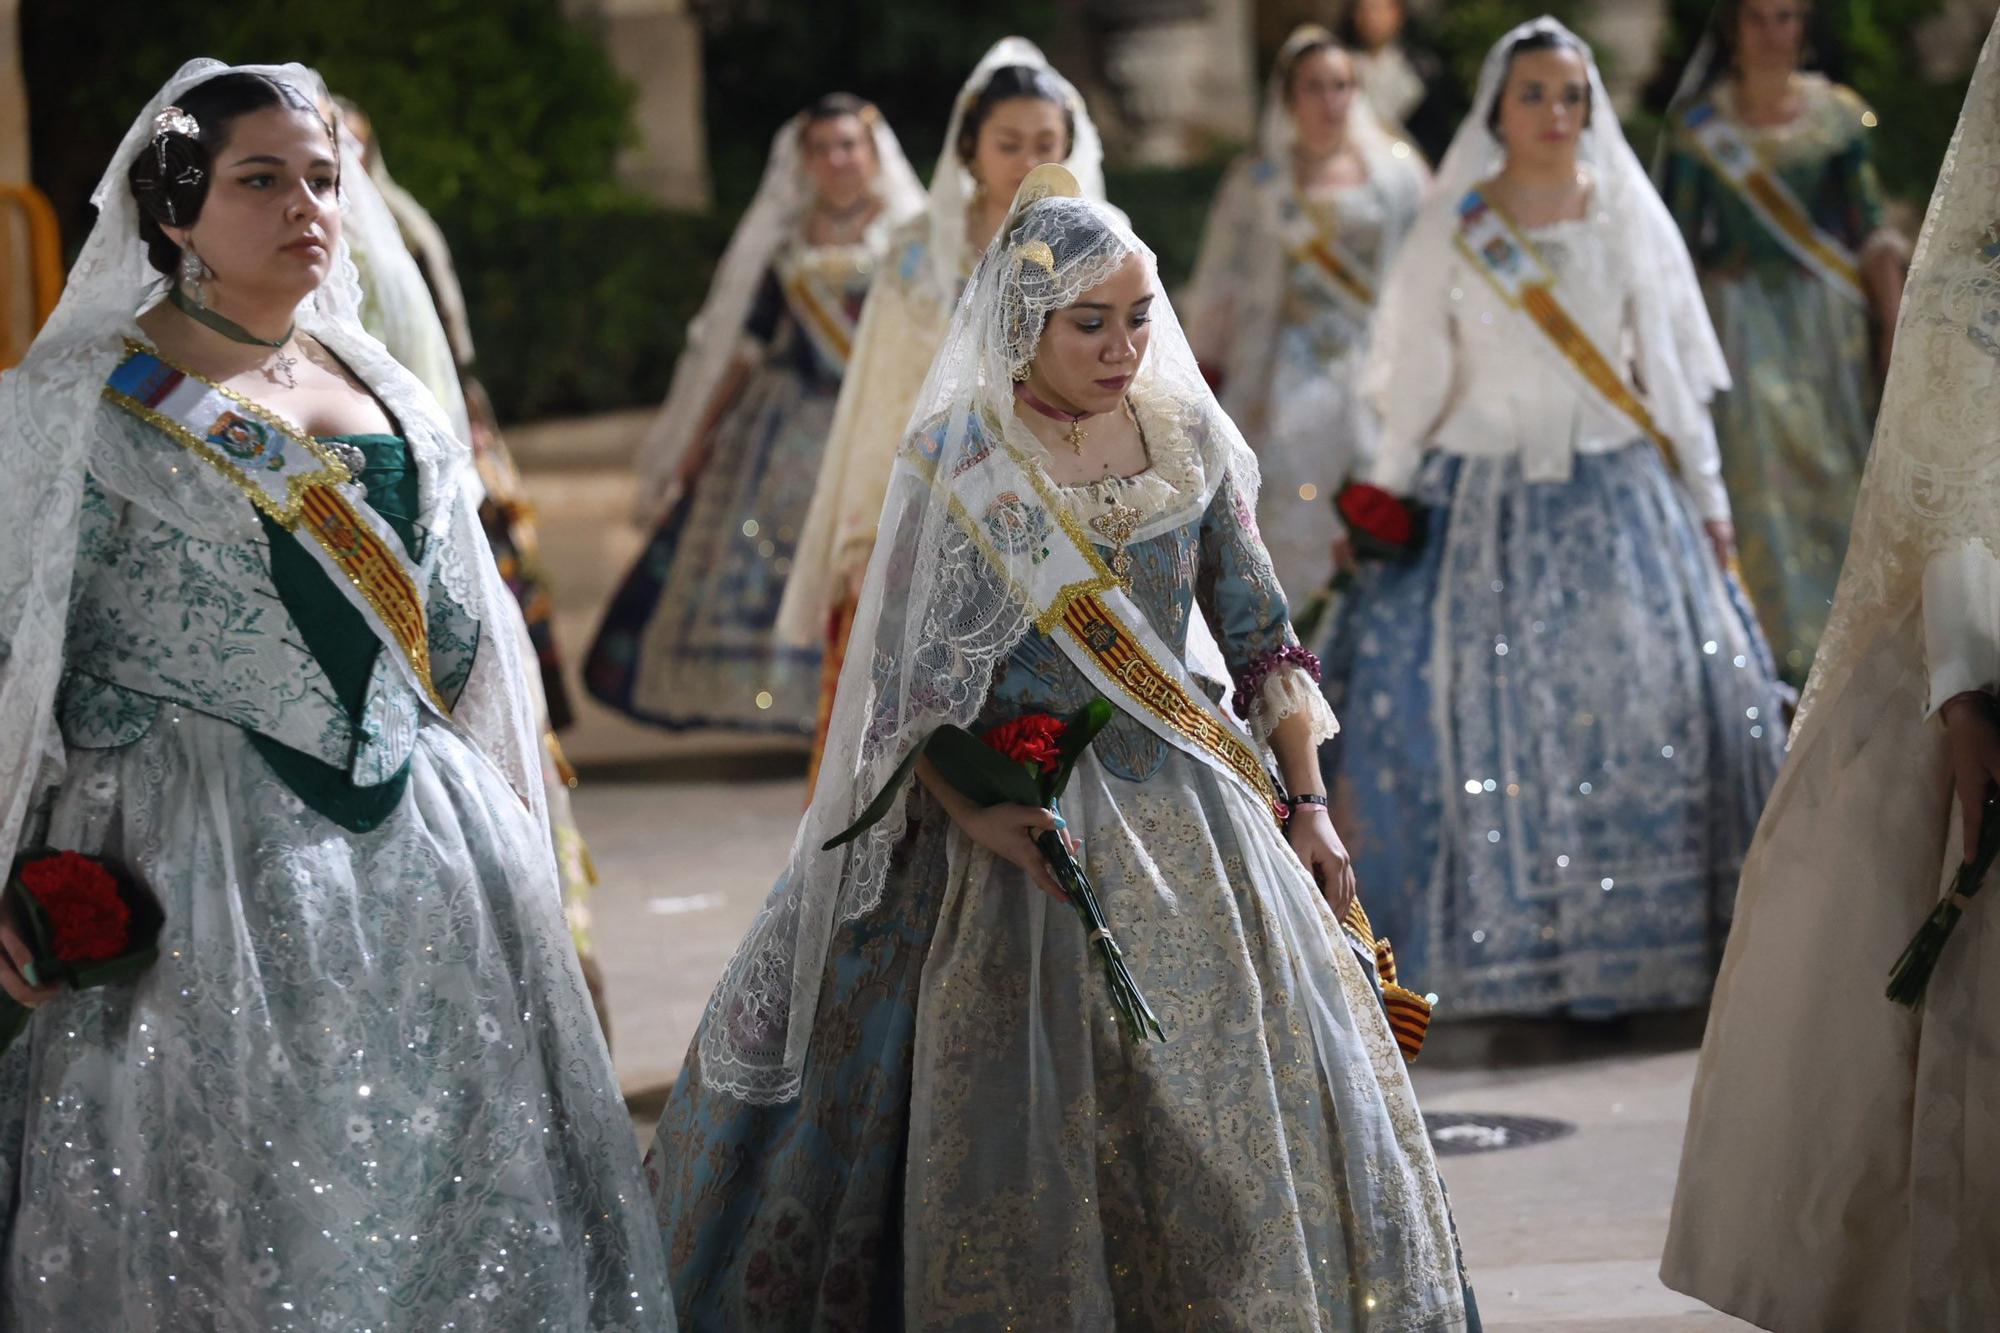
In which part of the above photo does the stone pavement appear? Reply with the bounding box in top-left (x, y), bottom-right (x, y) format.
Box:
top-left (529, 438), bottom-right (1756, 1329)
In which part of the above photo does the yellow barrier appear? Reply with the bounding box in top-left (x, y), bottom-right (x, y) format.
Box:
top-left (1, 182), bottom-right (62, 369)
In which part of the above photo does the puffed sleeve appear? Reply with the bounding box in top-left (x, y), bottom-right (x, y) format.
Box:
top-left (1196, 469), bottom-right (1339, 749)
top-left (1923, 540), bottom-right (2000, 717)
top-left (742, 267), bottom-right (787, 349)
top-left (1828, 86), bottom-right (1904, 263)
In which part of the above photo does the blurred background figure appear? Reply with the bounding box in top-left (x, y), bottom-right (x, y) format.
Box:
top-left (1657, 0), bottom-right (1907, 686)
top-left (777, 38), bottom-right (1108, 789)
top-left (584, 97), bottom-right (922, 739)
top-left (1185, 23), bottom-right (1427, 604)
top-left (1338, 0), bottom-right (1462, 160)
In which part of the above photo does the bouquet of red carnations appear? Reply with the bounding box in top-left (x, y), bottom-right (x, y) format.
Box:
top-left (1292, 483), bottom-right (1429, 643)
top-left (827, 698), bottom-right (1166, 1042)
top-left (0, 850), bottom-right (165, 1054)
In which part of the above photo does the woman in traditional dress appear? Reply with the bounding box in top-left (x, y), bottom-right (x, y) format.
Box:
top-left (0, 61), bottom-right (669, 1327)
top-left (1316, 20), bottom-right (1786, 1018)
top-left (1657, 0), bottom-right (1906, 683)
top-left (778, 39), bottom-right (1107, 785)
top-left (1665, 14), bottom-right (2000, 1325)
top-left (1186, 24), bottom-right (1428, 604)
top-left (583, 96), bottom-right (923, 734)
top-left (333, 96), bottom-right (613, 1041)
top-left (647, 164), bottom-right (1477, 1329)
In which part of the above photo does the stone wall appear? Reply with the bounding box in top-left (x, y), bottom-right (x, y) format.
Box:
top-left (566, 0), bottom-right (710, 210)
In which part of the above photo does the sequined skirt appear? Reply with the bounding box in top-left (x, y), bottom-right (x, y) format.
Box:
top-left (1318, 444), bottom-right (1786, 1018)
top-left (0, 716), bottom-right (672, 1331)
top-left (649, 753), bottom-right (1475, 1332)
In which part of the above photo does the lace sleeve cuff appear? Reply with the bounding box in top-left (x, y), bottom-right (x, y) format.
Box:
top-left (1250, 666), bottom-right (1340, 749)
top-left (1233, 647), bottom-right (1338, 748)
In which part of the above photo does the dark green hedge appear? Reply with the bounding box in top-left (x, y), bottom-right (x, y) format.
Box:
top-left (22, 0), bottom-right (636, 248)
top-left (439, 202), bottom-right (732, 424)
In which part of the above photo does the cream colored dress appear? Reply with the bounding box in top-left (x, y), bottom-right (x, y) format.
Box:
top-left (1664, 17), bottom-right (2000, 1326)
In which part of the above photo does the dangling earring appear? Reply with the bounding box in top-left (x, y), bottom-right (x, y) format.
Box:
top-left (1012, 361), bottom-right (1030, 384)
top-left (179, 246), bottom-right (207, 307)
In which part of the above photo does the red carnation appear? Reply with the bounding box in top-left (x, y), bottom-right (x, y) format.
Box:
top-left (1336, 482), bottom-right (1417, 548)
top-left (982, 714), bottom-right (1067, 776)
top-left (18, 851), bottom-right (132, 963)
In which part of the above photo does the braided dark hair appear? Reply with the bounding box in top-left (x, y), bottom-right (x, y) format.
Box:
top-left (955, 65), bottom-right (1075, 169)
top-left (126, 71), bottom-right (330, 277)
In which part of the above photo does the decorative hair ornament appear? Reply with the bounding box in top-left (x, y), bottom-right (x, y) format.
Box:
top-left (147, 106), bottom-right (206, 225)
top-left (1013, 240), bottom-right (1056, 274)
top-left (1007, 161), bottom-right (1082, 223)
top-left (153, 107), bottom-right (200, 141)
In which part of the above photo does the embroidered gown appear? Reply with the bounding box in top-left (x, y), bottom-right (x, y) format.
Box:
top-left (1659, 76), bottom-right (1898, 681)
top-left (1187, 156), bottom-right (1421, 604)
top-left (0, 354), bottom-right (670, 1329)
top-left (1317, 211), bottom-right (1788, 1018)
top-left (648, 393), bottom-right (1474, 1331)
top-left (586, 237), bottom-right (875, 733)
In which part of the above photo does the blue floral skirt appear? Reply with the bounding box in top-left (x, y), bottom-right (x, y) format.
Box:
top-left (648, 760), bottom-right (1481, 1331)
top-left (585, 365), bottom-right (827, 734)
top-left (1318, 444), bottom-right (1785, 1018)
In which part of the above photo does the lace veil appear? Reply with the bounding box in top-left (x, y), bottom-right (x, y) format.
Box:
top-left (699, 163), bottom-right (1257, 1102)
top-left (632, 103), bottom-right (924, 512)
top-left (1796, 16), bottom-right (2000, 731)
top-left (0, 58), bottom-right (550, 859)
top-left (1363, 17), bottom-right (1730, 458)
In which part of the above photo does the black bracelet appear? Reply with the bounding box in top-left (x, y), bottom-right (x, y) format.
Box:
top-left (1286, 793), bottom-right (1330, 820)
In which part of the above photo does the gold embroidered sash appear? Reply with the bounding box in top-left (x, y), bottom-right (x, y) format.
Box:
top-left (1267, 171), bottom-right (1376, 321)
top-left (1683, 103), bottom-right (1866, 307)
top-left (912, 410), bottom-right (1280, 814)
top-left (777, 250), bottom-right (864, 372)
top-left (1454, 190), bottom-right (1682, 477)
top-left (104, 341), bottom-right (448, 713)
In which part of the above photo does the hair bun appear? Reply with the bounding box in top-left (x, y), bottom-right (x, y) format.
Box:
top-left (130, 131), bottom-right (207, 229)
